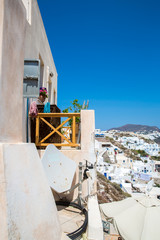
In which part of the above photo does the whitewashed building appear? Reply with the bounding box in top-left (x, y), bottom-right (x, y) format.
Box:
top-left (0, 1), bottom-right (103, 239)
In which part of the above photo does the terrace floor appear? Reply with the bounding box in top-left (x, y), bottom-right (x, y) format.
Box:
top-left (58, 204), bottom-right (85, 240)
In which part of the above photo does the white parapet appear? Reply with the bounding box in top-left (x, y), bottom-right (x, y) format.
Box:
top-left (87, 195), bottom-right (103, 240)
top-left (0, 143), bottom-right (61, 240)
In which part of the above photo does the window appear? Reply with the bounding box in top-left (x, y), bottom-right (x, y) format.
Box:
top-left (39, 55), bottom-right (44, 87)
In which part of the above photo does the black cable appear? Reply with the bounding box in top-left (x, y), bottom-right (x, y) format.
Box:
top-left (56, 201), bottom-right (88, 240)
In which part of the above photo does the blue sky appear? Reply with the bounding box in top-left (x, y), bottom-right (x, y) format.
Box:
top-left (38, 0), bottom-right (160, 130)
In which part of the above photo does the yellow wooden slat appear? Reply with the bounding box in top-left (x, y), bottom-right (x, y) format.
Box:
top-left (41, 117), bottom-right (71, 132)
top-left (63, 130), bottom-right (68, 137)
top-left (62, 131), bottom-right (71, 140)
top-left (35, 112), bottom-right (81, 148)
top-left (35, 116), bottom-right (39, 145)
top-left (62, 127), bottom-right (71, 137)
top-left (40, 129), bottom-right (71, 144)
top-left (72, 116), bottom-right (76, 144)
top-left (40, 125), bottom-right (56, 143)
top-left (40, 117), bottom-right (71, 143)
top-left (40, 117), bottom-right (71, 144)
top-left (38, 113), bottom-right (80, 118)
top-left (36, 143), bottom-right (80, 147)
top-left (54, 118), bottom-right (71, 131)
top-left (62, 126), bottom-right (71, 133)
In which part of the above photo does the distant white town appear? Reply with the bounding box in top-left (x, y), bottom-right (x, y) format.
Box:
top-left (95, 128), bottom-right (160, 197)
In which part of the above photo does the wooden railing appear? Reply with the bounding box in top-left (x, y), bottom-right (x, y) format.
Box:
top-left (35, 113), bottom-right (80, 148)
top-left (61, 126), bottom-right (71, 140)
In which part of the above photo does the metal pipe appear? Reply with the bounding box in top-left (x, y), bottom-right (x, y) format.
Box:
top-left (78, 162), bottom-right (83, 200)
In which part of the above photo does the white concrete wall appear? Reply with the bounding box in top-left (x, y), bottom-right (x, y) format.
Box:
top-left (23, 0), bottom-right (57, 104)
top-left (87, 196), bottom-right (103, 240)
top-left (0, 143), bottom-right (61, 240)
top-left (21, 0), bottom-right (32, 24)
top-left (0, 1), bottom-right (62, 239)
top-left (21, 0), bottom-right (58, 142)
top-left (0, 0), bottom-right (26, 142)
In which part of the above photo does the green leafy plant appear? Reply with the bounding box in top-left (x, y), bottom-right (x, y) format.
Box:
top-left (151, 156), bottom-right (160, 161)
top-left (62, 99), bottom-right (88, 126)
top-left (155, 183), bottom-right (160, 188)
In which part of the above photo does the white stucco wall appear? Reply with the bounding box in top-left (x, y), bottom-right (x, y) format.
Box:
top-left (21, 0), bottom-right (32, 24)
top-left (22, 0), bottom-right (57, 104)
top-left (0, 143), bottom-right (61, 240)
top-left (21, 0), bottom-right (58, 142)
top-left (0, 0), bottom-right (26, 142)
top-left (0, 1), bottom-right (62, 239)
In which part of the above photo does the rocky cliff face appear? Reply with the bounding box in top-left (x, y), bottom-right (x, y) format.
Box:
top-left (97, 172), bottom-right (131, 203)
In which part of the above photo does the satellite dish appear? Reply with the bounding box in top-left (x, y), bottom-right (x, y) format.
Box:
top-left (41, 145), bottom-right (76, 193)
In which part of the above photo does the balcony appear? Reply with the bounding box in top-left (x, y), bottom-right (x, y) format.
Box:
top-left (35, 112), bottom-right (81, 148)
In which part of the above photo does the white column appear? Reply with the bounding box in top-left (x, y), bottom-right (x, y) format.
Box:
top-left (81, 110), bottom-right (96, 164)
top-left (81, 110), bottom-right (97, 195)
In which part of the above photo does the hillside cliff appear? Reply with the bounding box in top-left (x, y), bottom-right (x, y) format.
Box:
top-left (109, 124), bottom-right (160, 133)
